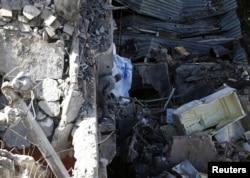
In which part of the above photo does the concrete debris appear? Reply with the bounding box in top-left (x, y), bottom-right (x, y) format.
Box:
top-left (72, 118), bottom-right (98, 178)
top-left (0, 149), bottom-right (48, 178)
top-left (0, 33), bottom-right (65, 80)
top-left (35, 78), bottom-right (61, 101)
top-left (38, 101), bottom-right (61, 117)
top-left (44, 14), bottom-right (57, 27)
top-left (63, 23), bottom-right (75, 36)
top-left (2, 77), bottom-right (71, 177)
top-left (23, 5), bottom-right (41, 20)
top-left (45, 26), bottom-right (56, 38)
top-left (0, 6), bottom-right (12, 17)
top-left (52, 89), bottom-right (83, 156)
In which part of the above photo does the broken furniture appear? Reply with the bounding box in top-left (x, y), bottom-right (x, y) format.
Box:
top-left (173, 86), bottom-right (246, 136)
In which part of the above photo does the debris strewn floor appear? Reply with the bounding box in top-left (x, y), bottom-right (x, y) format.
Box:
top-left (106, 0), bottom-right (250, 177)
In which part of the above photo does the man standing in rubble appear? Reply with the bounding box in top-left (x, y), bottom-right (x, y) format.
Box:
top-left (98, 73), bottom-right (122, 119)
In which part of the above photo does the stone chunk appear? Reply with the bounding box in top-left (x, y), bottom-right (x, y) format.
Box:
top-left (45, 26), bottom-right (56, 37)
top-left (3, 22), bottom-right (31, 32)
top-left (63, 23), bottom-right (75, 36)
top-left (44, 14), bottom-right (56, 26)
top-left (38, 101), bottom-right (60, 117)
top-left (0, 6), bottom-right (12, 17)
top-left (50, 20), bottom-right (61, 30)
top-left (23, 5), bottom-right (41, 20)
top-left (35, 78), bottom-right (61, 101)
top-left (38, 117), bottom-right (54, 137)
top-left (18, 15), bottom-right (29, 23)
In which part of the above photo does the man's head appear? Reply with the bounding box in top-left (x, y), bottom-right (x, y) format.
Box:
top-left (114, 73), bottom-right (122, 82)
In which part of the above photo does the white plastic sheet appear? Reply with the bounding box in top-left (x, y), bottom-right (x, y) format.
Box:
top-left (112, 44), bottom-right (132, 101)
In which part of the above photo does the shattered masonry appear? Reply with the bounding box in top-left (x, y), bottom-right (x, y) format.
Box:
top-left (0, 0), bottom-right (108, 177)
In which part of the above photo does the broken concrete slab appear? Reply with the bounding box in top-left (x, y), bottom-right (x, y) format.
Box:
top-left (38, 101), bottom-right (60, 117)
top-left (44, 14), bottom-right (57, 26)
top-left (72, 118), bottom-right (98, 178)
top-left (35, 78), bottom-right (61, 101)
top-left (52, 89), bottom-right (83, 156)
top-left (45, 26), bottom-right (56, 37)
top-left (50, 19), bottom-right (61, 30)
top-left (173, 86), bottom-right (246, 135)
top-left (23, 5), bottom-right (41, 20)
top-left (0, 32), bottom-right (64, 80)
top-left (169, 135), bottom-right (218, 172)
top-left (38, 117), bottom-right (54, 137)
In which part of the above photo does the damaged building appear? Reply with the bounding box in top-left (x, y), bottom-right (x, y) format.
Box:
top-left (0, 0), bottom-right (250, 178)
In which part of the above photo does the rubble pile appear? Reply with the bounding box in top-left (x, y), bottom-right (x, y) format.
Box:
top-left (105, 0), bottom-right (250, 177)
top-left (0, 0), bottom-right (111, 177)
